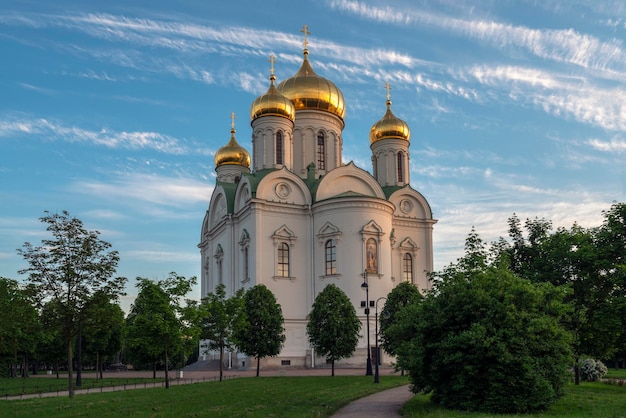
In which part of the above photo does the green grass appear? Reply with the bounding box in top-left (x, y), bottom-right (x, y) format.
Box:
top-left (401, 381), bottom-right (626, 417)
top-left (605, 368), bottom-right (626, 380)
top-left (2, 375), bottom-right (409, 417)
top-left (0, 377), bottom-right (164, 397)
top-left (3, 375), bottom-right (626, 417)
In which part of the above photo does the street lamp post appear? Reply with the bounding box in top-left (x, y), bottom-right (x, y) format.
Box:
top-left (374, 297), bottom-right (387, 383)
top-left (361, 272), bottom-right (373, 376)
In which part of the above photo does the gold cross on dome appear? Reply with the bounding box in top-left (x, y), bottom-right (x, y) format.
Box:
top-left (269, 54), bottom-right (275, 76)
top-left (300, 24), bottom-right (311, 49)
top-left (384, 81), bottom-right (392, 101)
top-left (230, 112), bottom-right (236, 130)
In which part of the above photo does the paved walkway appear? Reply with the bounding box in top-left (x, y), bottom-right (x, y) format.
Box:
top-left (332, 385), bottom-right (413, 418)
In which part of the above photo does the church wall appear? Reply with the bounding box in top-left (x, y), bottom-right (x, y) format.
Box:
top-left (291, 110), bottom-right (343, 178)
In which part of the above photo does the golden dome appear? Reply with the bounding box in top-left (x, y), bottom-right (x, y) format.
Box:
top-left (369, 84), bottom-right (410, 144)
top-left (276, 49), bottom-right (345, 120)
top-left (250, 56), bottom-right (296, 122)
top-left (214, 123), bottom-right (251, 168)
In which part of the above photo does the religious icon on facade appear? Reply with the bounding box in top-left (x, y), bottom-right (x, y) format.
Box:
top-left (366, 238), bottom-right (377, 273)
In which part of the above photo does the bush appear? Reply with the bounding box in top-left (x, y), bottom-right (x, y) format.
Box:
top-left (394, 267), bottom-right (573, 414)
top-left (580, 358), bottom-right (608, 382)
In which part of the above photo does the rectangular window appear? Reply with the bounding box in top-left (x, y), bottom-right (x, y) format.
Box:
top-left (277, 243), bottom-right (289, 277)
top-left (402, 253), bottom-right (413, 282)
top-left (317, 132), bottom-right (325, 170)
top-left (325, 239), bottom-right (337, 275)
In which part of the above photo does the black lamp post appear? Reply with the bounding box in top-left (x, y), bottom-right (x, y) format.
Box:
top-left (374, 297), bottom-right (387, 383)
top-left (361, 272), bottom-right (373, 376)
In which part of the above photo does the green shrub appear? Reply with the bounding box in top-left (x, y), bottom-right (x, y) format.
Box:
top-left (394, 267), bottom-right (573, 414)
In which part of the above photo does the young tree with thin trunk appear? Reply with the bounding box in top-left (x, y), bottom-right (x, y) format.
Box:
top-left (197, 284), bottom-right (244, 381)
top-left (235, 285), bottom-right (285, 376)
top-left (18, 211), bottom-right (125, 398)
top-left (126, 273), bottom-right (196, 388)
top-left (307, 284), bottom-right (361, 376)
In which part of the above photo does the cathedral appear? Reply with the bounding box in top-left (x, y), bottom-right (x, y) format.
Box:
top-left (199, 27), bottom-right (436, 369)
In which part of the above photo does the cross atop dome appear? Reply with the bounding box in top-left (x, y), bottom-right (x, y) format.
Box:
top-left (269, 54), bottom-right (276, 77)
top-left (230, 112), bottom-right (236, 131)
top-left (385, 81), bottom-right (392, 101)
top-left (300, 24), bottom-right (311, 51)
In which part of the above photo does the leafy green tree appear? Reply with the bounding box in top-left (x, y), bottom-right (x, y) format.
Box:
top-left (197, 284), bottom-right (244, 381)
top-left (397, 264), bottom-right (573, 414)
top-left (307, 284), bottom-right (361, 376)
top-left (17, 211), bottom-right (125, 397)
top-left (125, 273), bottom-right (196, 388)
top-left (36, 300), bottom-right (66, 378)
top-left (0, 278), bottom-right (41, 378)
top-left (379, 281), bottom-right (422, 360)
top-left (235, 285), bottom-right (285, 377)
top-left (499, 207), bottom-right (626, 383)
top-left (82, 291), bottom-right (125, 379)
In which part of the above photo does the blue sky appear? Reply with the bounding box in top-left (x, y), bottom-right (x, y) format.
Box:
top-left (1, 0), bottom-right (625, 309)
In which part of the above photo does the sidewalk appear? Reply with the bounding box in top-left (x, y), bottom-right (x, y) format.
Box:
top-left (332, 385), bottom-right (413, 418)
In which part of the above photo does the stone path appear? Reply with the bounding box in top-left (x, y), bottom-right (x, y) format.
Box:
top-left (332, 384), bottom-right (413, 417)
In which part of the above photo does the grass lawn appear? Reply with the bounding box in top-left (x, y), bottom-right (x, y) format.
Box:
top-left (0, 377), bottom-right (164, 398)
top-left (3, 374), bottom-right (626, 417)
top-left (2, 375), bottom-right (409, 417)
top-left (401, 381), bottom-right (626, 417)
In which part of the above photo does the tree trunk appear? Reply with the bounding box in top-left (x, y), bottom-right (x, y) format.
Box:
top-left (22, 353), bottom-right (29, 378)
top-left (76, 325), bottom-right (82, 387)
top-left (331, 359), bottom-right (335, 377)
top-left (574, 357), bottom-right (580, 385)
top-left (256, 355), bottom-right (260, 377)
top-left (153, 361), bottom-right (157, 379)
top-left (95, 352), bottom-right (100, 381)
top-left (164, 346), bottom-right (170, 389)
top-left (67, 338), bottom-right (75, 398)
top-left (219, 346), bottom-right (224, 382)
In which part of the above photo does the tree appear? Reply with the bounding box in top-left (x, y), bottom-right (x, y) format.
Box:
top-left (82, 291), bottom-right (125, 379)
top-left (125, 273), bottom-right (196, 388)
top-left (306, 284), bottom-right (361, 376)
top-left (197, 284), bottom-right (244, 381)
top-left (0, 278), bottom-right (41, 378)
top-left (497, 207), bottom-right (626, 383)
top-left (396, 264), bottom-right (573, 414)
top-left (379, 281), bottom-right (422, 361)
top-left (17, 211), bottom-right (125, 398)
top-left (234, 285), bottom-right (285, 377)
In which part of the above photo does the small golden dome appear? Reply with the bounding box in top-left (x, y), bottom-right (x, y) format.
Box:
top-left (214, 122), bottom-right (251, 168)
top-left (277, 49), bottom-right (345, 120)
top-left (250, 56), bottom-right (296, 122)
top-left (369, 83), bottom-right (410, 144)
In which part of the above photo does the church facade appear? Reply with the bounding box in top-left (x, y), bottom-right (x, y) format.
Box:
top-left (199, 29), bottom-right (436, 369)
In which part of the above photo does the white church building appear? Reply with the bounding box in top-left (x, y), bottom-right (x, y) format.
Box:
top-left (199, 28), bottom-right (436, 369)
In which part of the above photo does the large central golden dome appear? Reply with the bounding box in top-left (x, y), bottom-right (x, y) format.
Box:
top-left (276, 49), bottom-right (345, 120)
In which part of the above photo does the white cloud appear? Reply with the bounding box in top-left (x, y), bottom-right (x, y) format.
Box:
top-left (0, 115), bottom-right (203, 154)
top-left (71, 173), bottom-right (213, 208)
top-left (586, 137), bottom-right (626, 153)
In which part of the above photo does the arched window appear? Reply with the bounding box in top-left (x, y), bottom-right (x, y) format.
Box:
top-left (277, 243), bottom-right (289, 277)
top-left (317, 131), bottom-right (325, 170)
top-left (397, 152), bottom-right (404, 183)
top-left (366, 238), bottom-right (378, 273)
top-left (402, 253), bottom-right (413, 282)
top-left (325, 239), bottom-right (337, 275)
top-left (276, 131), bottom-right (284, 165)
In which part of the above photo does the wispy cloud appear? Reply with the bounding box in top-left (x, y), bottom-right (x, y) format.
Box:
top-left (0, 115), bottom-right (204, 154)
top-left (586, 137), bottom-right (626, 153)
top-left (328, 0), bottom-right (626, 77)
top-left (71, 173), bottom-right (213, 208)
